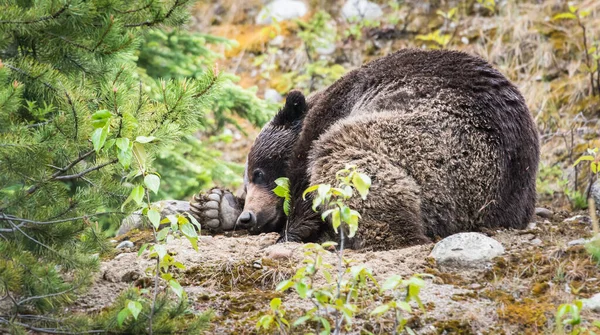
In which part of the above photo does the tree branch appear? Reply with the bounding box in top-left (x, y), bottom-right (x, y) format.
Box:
top-left (124, 0), bottom-right (185, 27)
top-left (54, 159), bottom-right (118, 181)
top-left (0, 3), bottom-right (70, 24)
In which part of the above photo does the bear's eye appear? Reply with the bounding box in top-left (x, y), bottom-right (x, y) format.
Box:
top-left (252, 169), bottom-right (266, 185)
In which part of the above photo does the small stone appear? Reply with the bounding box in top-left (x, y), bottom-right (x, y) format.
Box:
top-left (264, 244), bottom-right (295, 260)
top-left (535, 207), bottom-right (553, 219)
top-left (521, 233), bottom-right (535, 240)
top-left (256, 0), bottom-right (308, 25)
top-left (116, 241), bottom-right (134, 249)
top-left (470, 283), bottom-right (483, 290)
top-left (252, 260), bottom-right (263, 269)
top-left (563, 215), bottom-right (591, 224)
top-left (341, 0), bottom-right (383, 21)
top-left (568, 238), bottom-right (588, 246)
top-left (530, 238), bottom-right (543, 246)
top-left (264, 88), bottom-right (283, 103)
top-left (591, 180), bottom-right (600, 208)
top-left (430, 232), bottom-right (505, 269)
top-left (583, 293), bottom-right (600, 312)
top-left (268, 35), bottom-right (285, 47)
top-left (527, 222), bottom-right (537, 230)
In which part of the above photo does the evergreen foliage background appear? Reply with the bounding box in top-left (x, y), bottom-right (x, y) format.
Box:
top-left (0, 0), bottom-right (274, 332)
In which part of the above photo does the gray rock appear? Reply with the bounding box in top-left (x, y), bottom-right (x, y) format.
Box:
top-left (116, 240), bottom-right (134, 249)
top-left (430, 232), bottom-right (505, 269)
top-left (341, 0), bottom-right (383, 22)
top-left (256, 0), bottom-right (308, 25)
top-left (264, 88), bottom-right (283, 103)
top-left (530, 238), bottom-right (543, 246)
top-left (563, 215), bottom-right (591, 224)
top-left (568, 238), bottom-right (588, 246)
top-left (583, 293), bottom-right (600, 312)
top-left (592, 180), bottom-right (600, 208)
top-left (118, 200), bottom-right (190, 235)
top-left (535, 207), bottom-right (553, 218)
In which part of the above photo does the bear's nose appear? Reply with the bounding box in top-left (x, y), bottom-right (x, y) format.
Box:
top-left (237, 211), bottom-right (256, 227)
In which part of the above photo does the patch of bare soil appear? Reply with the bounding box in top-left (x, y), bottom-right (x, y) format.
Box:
top-left (76, 209), bottom-right (600, 334)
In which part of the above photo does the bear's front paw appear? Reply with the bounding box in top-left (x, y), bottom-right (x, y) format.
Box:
top-left (189, 188), bottom-right (241, 232)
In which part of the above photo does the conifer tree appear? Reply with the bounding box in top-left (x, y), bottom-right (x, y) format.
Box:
top-left (0, 0), bottom-right (222, 332)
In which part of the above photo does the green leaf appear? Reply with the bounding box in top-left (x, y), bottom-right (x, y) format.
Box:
top-left (370, 304), bottom-right (391, 316)
top-left (382, 275), bottom-right (402, 291)
top-left (276, 279), bottom-right (293, 292)
top-left (292, 315), bottom-right (311, 327)
top-left (117, 308), bottom-right (130, 326)
top-left (257, 315), bottom-right (273, 330)
top-left (331, 209), bottom-right (341, 233)
top-left (132, 142), bottom-right (147, 171)
top-left (352, 172), bottom-right (371, 200)
top-left (137, 243), bottom-right (148, 257)
top-left (153, 244), bottom-right (167, 260)
top-left (296, 282), bottom-right (308, 298)
top-left (321, 209), bottom-right (335, 221)
top-left (169, 280), bottom-right (184, 299)
top-left (552, 12), bottom-right (577, 20)
top-left (127, 300), bottom-right (142, 320)
top-left (187, 236), bottom-right (198, 251)
top-left (187, 213), bottom-right (201, 230)
top-left (117, 144), bottom-right (133, 169)
top-left (397, 301), bottom-right (412, 312)
top-left (303, 185), bottom-right (319, 200)
top-left (130, 185), bottom-right (144, 205)
top-left (283, 199), bottom-right (290, 216)
top-left (91, 109), bottom-right (111, 128)
top-left (135, 136), bottom-right (156, 143)
top-left (180, 222), bottom-right (198, 238)
top-left (147, 209), bottom-right (161, 229)
top-left (144, 174), bottom-right (160, 194)
top-left (156, 228), bottom-right (169, 241)
top-left (270, 298), bottom-right (281, 311)
top-left (115, 138), bottom-right (130, 151)
top-left (91, 123), bottom-right (109, 153)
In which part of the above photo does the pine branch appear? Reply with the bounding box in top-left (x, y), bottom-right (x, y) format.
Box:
top-left (4, 64), bottom-right (57, 91)
top-left (124, 0), bottom-right (186, 27)
top-left (64, 91), bottom-right (78, 140)
top-left (54, 159), bottom-right (118, 181)
top-left (0, 316), bottom-right (105, 334)
top-left (0, 2), bottom-right (70, 24)
top-left (26, 150), bottom-right (94, 195)
top-left (0, 211), bottom-right (122, 229)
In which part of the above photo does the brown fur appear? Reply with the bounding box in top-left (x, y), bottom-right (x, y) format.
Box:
top-left (244, 49), bottom-right (539, 250)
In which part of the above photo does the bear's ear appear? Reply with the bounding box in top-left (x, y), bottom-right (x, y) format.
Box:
top-left (272, 90), bottom-right (307, 126)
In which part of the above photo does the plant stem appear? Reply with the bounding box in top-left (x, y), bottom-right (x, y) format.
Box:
top-left (333, 225), bottom-right (345, 335)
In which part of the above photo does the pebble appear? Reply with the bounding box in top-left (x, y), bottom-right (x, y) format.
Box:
top-left (264, 244), bottom-right (295, 260)
top-left (530, 238), bottom-right (543, 246)
top-left (116, 240), bottom-right (134, 249)
top-left (583, 293), bottom-right (600, 312)
top-left (535, 207), bottom-right (553, 218)
top-left (563, 215), bottom-right (591, 224)
top-left (264, 88), bottom-right (283, 103)
top-left (567, 238), bottom-right (588, 246)
top-left (256, 0), bottom-right (308, 25)
top-left (341, 0), bottom-right (383, 21)
top-left (430, 232), bottom-right (505, 270)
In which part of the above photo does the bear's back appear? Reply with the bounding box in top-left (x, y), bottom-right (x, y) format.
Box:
top-left (300, 49), bottom-right (539, 238)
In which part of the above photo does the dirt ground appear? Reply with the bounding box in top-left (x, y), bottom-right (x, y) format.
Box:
top-left (77, 207), bottom-right (600, 334)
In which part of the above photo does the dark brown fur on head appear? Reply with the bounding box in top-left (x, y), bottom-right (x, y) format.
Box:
top-left (240, 91), bottom-right (307, 233)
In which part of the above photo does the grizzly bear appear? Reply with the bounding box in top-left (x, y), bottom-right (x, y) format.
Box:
top-left (190, 49), bottom-right (540, 250)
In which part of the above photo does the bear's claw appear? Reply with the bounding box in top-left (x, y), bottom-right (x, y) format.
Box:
top-left (189, 188), bottom-right (241, 231)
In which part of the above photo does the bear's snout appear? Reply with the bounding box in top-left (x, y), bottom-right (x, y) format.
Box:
top-left (237, 210), bottom-right (257, 228)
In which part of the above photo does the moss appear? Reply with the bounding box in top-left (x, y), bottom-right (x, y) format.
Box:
top-left (433, 319), bottom-right (474, 334)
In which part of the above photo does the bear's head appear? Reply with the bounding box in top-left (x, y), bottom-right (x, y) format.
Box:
top-left (237, 91), bottom-right (307, 233)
